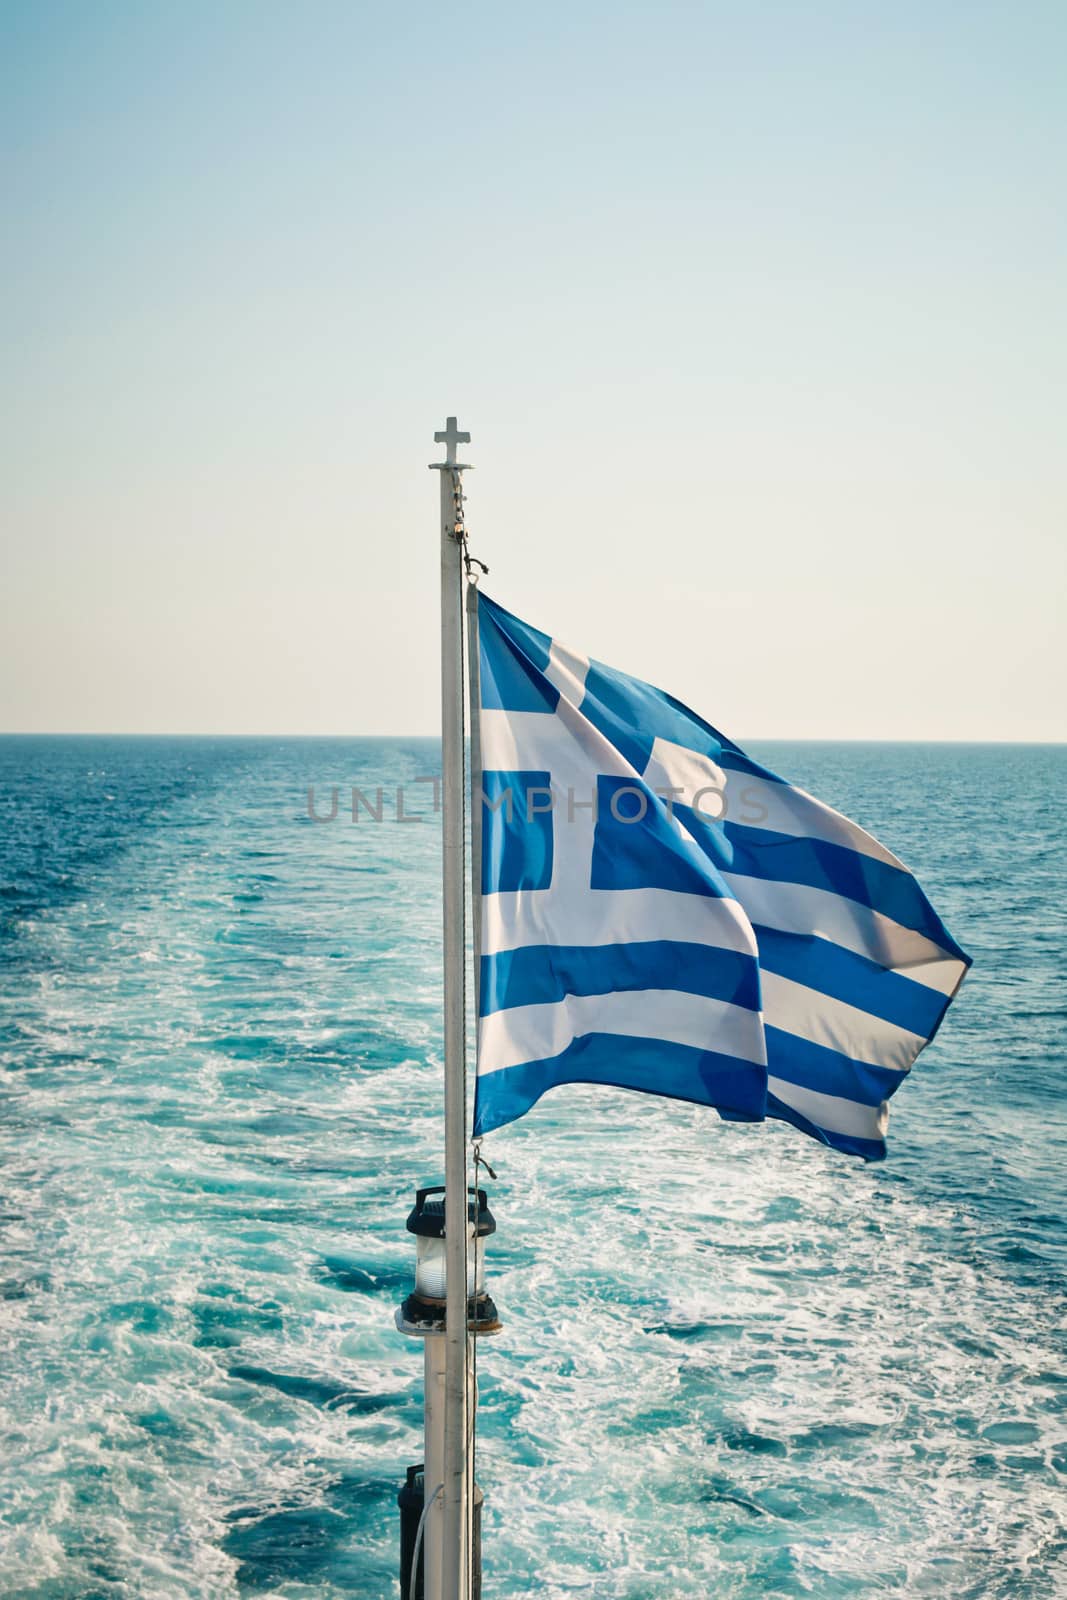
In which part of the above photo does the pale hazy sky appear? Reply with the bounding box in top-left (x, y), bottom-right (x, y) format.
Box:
top-left (3, 1), bottom-right (1064, 739)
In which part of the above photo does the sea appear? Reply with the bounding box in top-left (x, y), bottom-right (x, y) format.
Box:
top-left (0, 736), bottom-right (1064, 1600)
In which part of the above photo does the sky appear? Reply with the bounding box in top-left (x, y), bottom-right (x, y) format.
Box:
top-left (2, 0), bottom-right (1064, 739)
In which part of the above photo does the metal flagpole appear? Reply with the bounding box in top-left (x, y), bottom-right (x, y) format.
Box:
top-left (431, 416), bottom-right (472, 1600)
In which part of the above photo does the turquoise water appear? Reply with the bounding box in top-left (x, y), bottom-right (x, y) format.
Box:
top-left (1, 736), bottom-right (1064, 1598)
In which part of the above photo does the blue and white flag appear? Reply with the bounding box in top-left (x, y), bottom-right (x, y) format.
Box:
top-left (472, 593), bottom-right (970, 1160)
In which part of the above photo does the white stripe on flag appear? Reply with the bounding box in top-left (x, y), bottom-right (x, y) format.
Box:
top-left (768, 1075), bottom-right (890, 1141)
top-left (760, 970), bottom-right (927, 1073)
top-left (483, 885), bottom-right (758, 957)
top-left (478, 989), bottom-right (766, 1078)
top-left (544, 640), bottom-right (590, 704)
top-left (641, 737), bottom-right (905, 868)
top-left (727, 776), bottom-right (906, 867)
top-left (642, 739), bottom-right (728, 813)
top-left (479, 708), bottom-right (583, 774)
top-left (720, 872), bottom-right (961, 990)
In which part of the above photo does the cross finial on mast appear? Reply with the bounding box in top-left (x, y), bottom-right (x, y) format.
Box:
top-left (434, 416), bottom-right (471, 467)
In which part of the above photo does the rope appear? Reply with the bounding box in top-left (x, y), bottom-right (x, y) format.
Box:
top-left (450, 463), bottom-right (488, 581)
top-left (473, 1142), bottom-right (497, 1184)
top-left (410, 1482), bottom-right (443, 1600)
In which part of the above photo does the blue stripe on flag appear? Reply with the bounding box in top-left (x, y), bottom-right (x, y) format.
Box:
top-left (473, 1033), bottom-right (767, 1136)
top-left (675, 808), bottom-right (966, 958)
top-left (591, 777), bottom-right (732, 898)
top-left (764, 1025), bottom-right (908, 1107)
top-left (766, 1091), bottom-right (888, 1161)
top-left (576, 666), bottom-right (659, 771)
top-left (479, 593), bottom-right (553, 671)
top-left (478, 595), bottom-right (558, 713)
top-left (717, 750), bottom-right (790, 785)
top-left (480, 940), bottom-right (761, 1017)
top-left (481, 770), bottom-right (554, 894)
top-left (581, 659), bottom-right (728, 770)
top-left (751, 924), bottom-right (953, 1037)
top-left (681, 806), bottom-right (966, 953)
top-left (721, 822), bottom-right (964, 954)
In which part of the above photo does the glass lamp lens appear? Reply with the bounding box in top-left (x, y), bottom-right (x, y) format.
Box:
top-left (413, 1228), bottom-right (487, 1299)
top-left (414, 1236), bottom-right (447, 1300)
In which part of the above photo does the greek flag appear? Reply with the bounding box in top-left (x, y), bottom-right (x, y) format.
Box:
top-left (472, 593), bottom-right (970, 1160)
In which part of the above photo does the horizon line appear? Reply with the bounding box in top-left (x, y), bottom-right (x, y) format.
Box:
top-left (1, 731), bottom-right (1064, 746)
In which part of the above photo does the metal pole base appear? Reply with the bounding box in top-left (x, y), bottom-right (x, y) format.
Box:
top-left (399, 1467), bottom-right (483, 1600)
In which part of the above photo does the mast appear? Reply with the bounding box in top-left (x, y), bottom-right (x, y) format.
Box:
top-left (432, 415), bottom-right (472, 1600)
